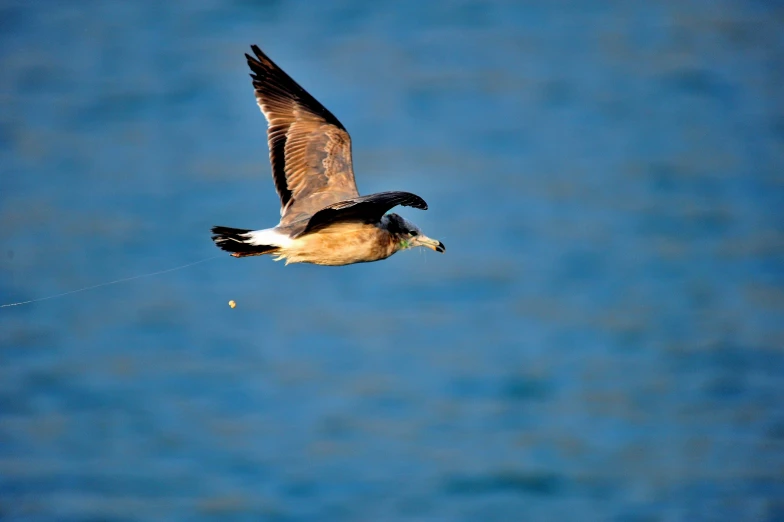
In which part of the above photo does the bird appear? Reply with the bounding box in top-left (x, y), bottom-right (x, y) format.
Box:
top-left (211, 45), bottom-right (445, 266)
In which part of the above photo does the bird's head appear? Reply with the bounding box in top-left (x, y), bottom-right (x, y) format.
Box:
top-left (382, 213), bottom-right (445, 254)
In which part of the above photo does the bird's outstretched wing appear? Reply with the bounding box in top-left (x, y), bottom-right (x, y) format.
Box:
top-left (246, 45), bottom-right (360, 225)
top-left (299, 191), bottom-right (428, 235)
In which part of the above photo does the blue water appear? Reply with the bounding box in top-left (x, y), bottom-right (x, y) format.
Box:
top-left (1, 1), bottom-right (783, 520)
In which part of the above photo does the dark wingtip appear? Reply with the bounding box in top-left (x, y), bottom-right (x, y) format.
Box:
top-left (405, 193), bottom-right (428, 210)
top-left (246, 45), bottom-right (270, 71)
top-left (249, 45), bottom-right (265, 62)
top-left (436, 241), bottom-right (445, 253)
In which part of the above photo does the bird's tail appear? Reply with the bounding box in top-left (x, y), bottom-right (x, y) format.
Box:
top-left (211, 226), bottom-right (279, 258)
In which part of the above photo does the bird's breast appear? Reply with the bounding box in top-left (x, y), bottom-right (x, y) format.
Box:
top-left (285, 223), bottom-right (395, 266)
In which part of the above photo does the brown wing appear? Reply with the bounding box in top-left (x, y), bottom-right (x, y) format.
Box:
top-left (299, 191), bottom-right (428, 236)
top-left (246, 45), bottom-right (359, 225)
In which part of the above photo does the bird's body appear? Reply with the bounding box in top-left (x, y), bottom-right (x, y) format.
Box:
top-left (274, 221), bottom-right (397, 266)
top-left (211, 45), bottom-right (444, 266)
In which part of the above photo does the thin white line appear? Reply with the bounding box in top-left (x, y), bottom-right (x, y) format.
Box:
top-left (1, 254), bottom-right (223, 308)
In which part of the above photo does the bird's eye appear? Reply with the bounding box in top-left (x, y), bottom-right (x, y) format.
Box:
top-left (408, 230), bottom-right (418, 236)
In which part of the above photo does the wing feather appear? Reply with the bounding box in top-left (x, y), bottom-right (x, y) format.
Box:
top-left (246, 45), bottom-right (359, 224)
top-left (299, 191), bottom-right (428, 235)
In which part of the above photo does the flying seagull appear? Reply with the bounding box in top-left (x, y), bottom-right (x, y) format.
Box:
top-left (211, 45), bottom-right (445, 266)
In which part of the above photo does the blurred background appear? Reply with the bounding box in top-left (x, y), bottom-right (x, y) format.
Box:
top-left (1, 1), bottom-right (783, 520)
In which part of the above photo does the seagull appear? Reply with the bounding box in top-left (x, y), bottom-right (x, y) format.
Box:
top-left (211, 45), bottom-right (445, 266)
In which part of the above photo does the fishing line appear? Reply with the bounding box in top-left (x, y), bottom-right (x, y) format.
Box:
top-left (1, 254), bottom-right (223, 308)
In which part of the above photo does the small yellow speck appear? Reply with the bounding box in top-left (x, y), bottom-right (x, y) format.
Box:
top-left (228, 300), bottom-right (236, 308)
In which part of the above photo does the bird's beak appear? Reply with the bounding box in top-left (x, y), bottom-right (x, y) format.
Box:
top-left (412, 235), bottom-right (446, 253)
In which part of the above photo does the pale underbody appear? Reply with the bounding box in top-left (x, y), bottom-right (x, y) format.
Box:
top-left (246, 222), bottom-right (397, 266)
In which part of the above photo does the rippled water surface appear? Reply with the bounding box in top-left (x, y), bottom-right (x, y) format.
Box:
top-left (1, 1), bottom-right (783, 520)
